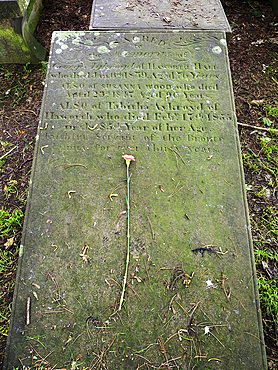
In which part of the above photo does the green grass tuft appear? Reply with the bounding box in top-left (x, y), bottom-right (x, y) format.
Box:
top-left (0, 208), bottom-right (24, 238)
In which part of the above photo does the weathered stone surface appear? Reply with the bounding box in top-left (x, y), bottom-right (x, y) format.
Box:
top-left (270, 0), bottom-right (278, 17)
top-left (0, 0), bottom-right (22, 19)
top-left (90, 0), bottom-right (231, 36)
top-left (0, 0), bottom-right (46, 63)
top-left (0, 0), bottom-right (34, 19)
top-left (5, 31), bottom-right (266, 369)
top-left (17, 0), bottom-right (31, 14)
top-left (0, 18), bottom-right (34, 63)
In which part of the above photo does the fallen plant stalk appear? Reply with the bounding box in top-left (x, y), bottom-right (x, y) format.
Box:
top-left (119, 154), bottom-right (135, 311)
top-left (238, 122), bottom-right (278, 134)
top-left (0, 146), bottom-right (17, 160)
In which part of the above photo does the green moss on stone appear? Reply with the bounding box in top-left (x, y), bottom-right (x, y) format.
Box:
top-left (27, 0), bottom-right (43, 33)
top-left (0, 22), bottom-right (32, 63)
top-left (18, 0), bottom-right (30, 14)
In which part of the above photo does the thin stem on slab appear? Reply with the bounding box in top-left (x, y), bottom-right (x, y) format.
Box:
top-left (119, 164), bottom-right (131, 311)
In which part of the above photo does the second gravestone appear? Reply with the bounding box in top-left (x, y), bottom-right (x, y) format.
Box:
top-left (90, 0), bottom-right (231, 36)
top-left (4, 31), bottom-right (267, 369)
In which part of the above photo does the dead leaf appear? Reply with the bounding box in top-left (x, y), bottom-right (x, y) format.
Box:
top-left (32, 282), bottom-right (41, 289)
top-left (262, 261), bottom-right (278, 279)
top-left (65, 335), bottom-right (72, 345)
top-left (4, 237), bottom-right (14, 248)
top-left (250, 99), bottom-right (264, 106)
top-left (134, 275), bottom-right (144, 283)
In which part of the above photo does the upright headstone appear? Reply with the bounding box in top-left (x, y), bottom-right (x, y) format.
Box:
top-left (0, 0), bottom-right (46, 63)
top-left (0, 0), bottom-right (22, 18)
top-left (270, 0), bottom-right (278, 16)
top-left (4, 30), bottom-right (267, 369)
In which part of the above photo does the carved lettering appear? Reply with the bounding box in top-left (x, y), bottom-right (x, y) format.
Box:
top-left (108, 102), bottom-right (148, 110)
top-left (43, 34), bottom-right (233, 156)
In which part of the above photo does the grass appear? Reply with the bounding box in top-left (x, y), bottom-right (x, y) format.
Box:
top-left (255, 242), bottom-right (278, 339)
top-left (261, 206), bottom-right (278, 240)
top-left (242, 152), bottom-right (260, 173)
top-left (260, 136), bottom-right (278, 167)
top-left (0, 209), bottom-right (23, 341)
top-left (0, 208), bottom-right (24, 239)
top-left (0, 62), bottom-right (47, 359)
top-left (0, 62), bottom-right (47, 108)
top-left (266, 105), bottom-right (278, 118)
top-left (252, 205), bottom-right (278, 350)
top-left (258, 274), bottom-right (278, 321)
top-left (243, 132), bottom-right (278, 187)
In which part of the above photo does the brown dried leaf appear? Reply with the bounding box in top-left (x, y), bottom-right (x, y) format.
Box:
top-left (4, 237), bottom-right (14, 248)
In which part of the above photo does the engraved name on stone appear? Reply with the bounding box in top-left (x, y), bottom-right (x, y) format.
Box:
top-left (39, 32), bottom-right (233, 157)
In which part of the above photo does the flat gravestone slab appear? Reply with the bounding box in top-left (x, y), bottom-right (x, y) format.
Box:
top-left (5, 31), bottom-right (266, 369)
top-left (90, 0), bottom-right (231, 36)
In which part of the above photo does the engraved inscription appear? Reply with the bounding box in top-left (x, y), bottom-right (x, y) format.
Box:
top-left (42, 32), bottom-right (234, 154)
